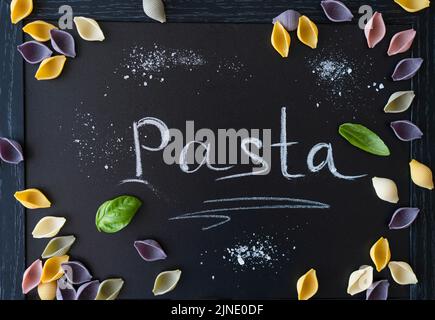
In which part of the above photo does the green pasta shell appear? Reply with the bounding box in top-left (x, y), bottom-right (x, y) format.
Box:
top-left (339, 123), bottom-right (390, 156)
top-left (95, 195), bottom-right (142, 233)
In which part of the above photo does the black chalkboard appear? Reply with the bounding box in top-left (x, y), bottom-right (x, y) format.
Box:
top-left (25, 22), bottom-right (413, 299)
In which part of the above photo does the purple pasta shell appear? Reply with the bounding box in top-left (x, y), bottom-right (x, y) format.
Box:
top-left (366, 280), bottom-right (389, 300)
top-left (389, 207), bottom-right (420, 230)
top-left (61, 261), bottom-right (92, 285)
top-left (17, 41), bottom-right (52, 64)
top-left (56, 276), bottom-right (76, 300)
top-left (0, 137), bottom-right (24, 164)
top-left (50, 29), bottom-right (76, 58)
top-left (320, 0), bottom-right (353, 22)
top-left (134, 239), bottom-right (167, 262)
top-left (390, 120), bottom-right (423, 141)
top-left (392, 58), bottom-right (423, 81)
top-left (76, 280), bottom-right (100, 300)
top-left (272, 9), bottom-right (301, 32)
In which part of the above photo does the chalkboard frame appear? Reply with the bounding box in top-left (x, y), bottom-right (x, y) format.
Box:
top-left (0, 0), bottom-right (433, 300)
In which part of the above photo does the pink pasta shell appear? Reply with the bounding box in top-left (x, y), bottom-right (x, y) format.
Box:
top-left (364, 12), bottom-right (386, 48)
top-left (22, 259), bottom-right (43, 294)
top-left (388, 29), bottom-right (416, 56)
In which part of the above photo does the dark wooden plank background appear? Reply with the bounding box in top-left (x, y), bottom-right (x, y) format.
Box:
top-left (0, 0), bottom-right (433, 299)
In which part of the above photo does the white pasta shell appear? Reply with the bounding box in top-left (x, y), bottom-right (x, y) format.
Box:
top-left (143, 0), bottom-right (166, 23)
top-left (95, 278), bottom-right (124, 300)
top-left (347, 265), bottom-right (373, 296)
top-left (32, 216), bottom-right (66, 238)
top-left (384, 91), bottom-right (415, 113)
top-left (372, 177), bottom-right (399, 203)
top-left (388, 261), bottom-right (418, 285)
top-left (152, 269), bottom-right (182, 296)
top-left (73, 17), bottom-right (105, 41)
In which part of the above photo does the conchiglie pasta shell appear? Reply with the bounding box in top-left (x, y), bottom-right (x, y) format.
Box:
top-left (37, 281), bottom-right (57, 300)
top-left (370, 237), bottom-right (391, 272)
top-left (32, 216), bottom-right (66, 239)
top-left (41, 235), bottom-right (76, 259)
top-left (10, 0), bottom-right (33, 24)
top-left (143, 0), bottom-right (166, 23)
top-left (296, 268), bottom-right (318, 300)
top-left (23, 21), bottom-right (58, 42)
top-left (388, 261), bottom-right (418, 285)
top-left (384, 91), bottom-right (415, 113)
top-left (22, 259), bottom-right (43, 294)
top-left (35, 56), bottom-right (67, 80)
top-left (95, 278), bottom-right (124, 300)
top-left (372, 177), bottom-right (399, 203)
top-left (271, 22), bottom-right (291, 58)
top-left (297, 15), bottom-right (318, 49)
top-left (73, 17), bottom-right (105, 41)
top-left (410, 159), bottom-right (434, 190)
top-left (347, 265), bottom-right (373, 296)
top-left (152, 269), bottom-right (182, 296)
top-left (41, 255), bottom-right (69, 283)
top-left (394, 0), bottom-right (430, 12)
top-left (14, 188), bottom-right (51, 209)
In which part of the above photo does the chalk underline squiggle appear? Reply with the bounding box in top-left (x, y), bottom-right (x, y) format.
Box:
top-left (169, 197), bottom-right (330, 231)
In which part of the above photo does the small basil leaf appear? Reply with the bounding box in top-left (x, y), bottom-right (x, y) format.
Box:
top-left (95, 195), bottom-right (142, 233)
top-left (339, 123), bottom-right (390, 156)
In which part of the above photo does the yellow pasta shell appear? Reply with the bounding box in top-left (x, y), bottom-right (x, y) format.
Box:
top-left (32, 216), bottom-right (66, 239)
top-left (35, 56), bottom-right (67, 81)
top-left (394, 0), bottom-right (430, 12)
top-left (73, 17), bottom-right (105, 41)
top-left (95, 278), bottom-right (124, 300)
top-left (10, 0), bottom-right (33, 24)
top-left (14, 188), bottom-right (51, 209)
top-left (410, 159), bottom-right (434, 190)
top-left (370, 237), bottom-right (391, 272)
top-left (297, 15), bottom-right (318, 49)
top-left (37, 281), bottom-right (57, 300)
top-left (271, 22), bottom-right (291, 58)
top-left (41, 255), bottom-right (69, 283)
top-left (23, 21), bottom-right (58, 42)
top-left (152, 269), bottom-right (182, 296)
top-left (296, 268), bottom-right (318, 300)
top-left (388, 261), bottom-right (418, 285)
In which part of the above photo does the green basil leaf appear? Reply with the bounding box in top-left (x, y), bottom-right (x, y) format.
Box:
top-left (95, 195), bottom-right (142, 233)
top-left (339, 123), bottom-right (390, 156)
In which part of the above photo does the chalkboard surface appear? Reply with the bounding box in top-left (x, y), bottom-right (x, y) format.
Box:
top-left (25, 22), bottom-right (412, 299)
